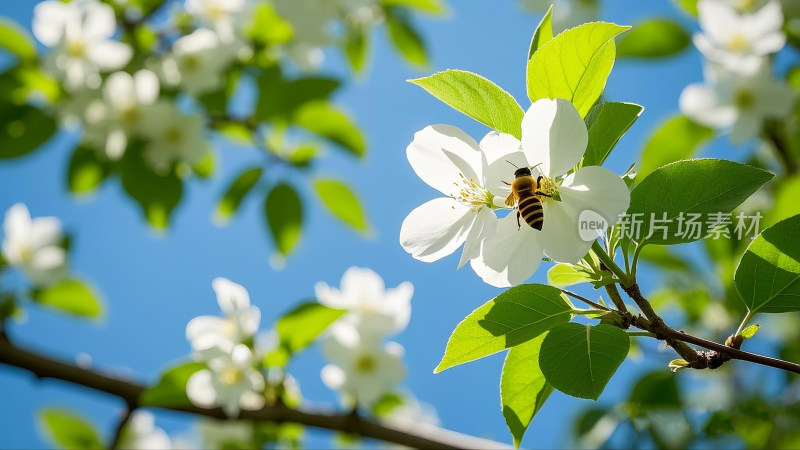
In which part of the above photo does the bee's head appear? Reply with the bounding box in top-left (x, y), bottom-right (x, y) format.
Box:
top-left (514, 167), bottom-right (532, 178)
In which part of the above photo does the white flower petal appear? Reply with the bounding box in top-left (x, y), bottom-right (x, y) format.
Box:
top-left (340, 267), bottom-right (385, 302)
top-left (679, 83), bottom-right (737, 128)
top-left (186, 316), bottom-right (226, 349)
top-left (479, 131), bottom-right (522, 166)
top-left (105, 71), bottom-right (135, 110)
top-left (484, 150), bottom-right (528, 199)
top-left (406, 125), bottom-right (482, 196)
top-left (750, 32), bottom-right (786, 54)
top-left (212, 278), bottom-right (250, 314)
top-left (753, 80), bottom-right (795, 118)
top-left (698, 0), bottom-right (739, 44)
top-left (87, 41), bottom-right (132, 70)
top-left (134, 70), bottom-right (160, 105)
top-left (730, 112), bottom-right (762, 143)
top-left (314, 282), bottom-right (350, 309)
top-left (382, 281), bottom-right (413, 332)
top-left (469, 213), bottom-right (543, 288)
top-left (4, 203), bottom-right (32, 241)
top-left (399, 198), bottom-right (474, 263)
top-left (30, 246), bottom-right (66, 272)
top-left (321, 365), bottom-right (346, 390)
top-left (521, 98), bottom-right (588, 178)
top-left (29, 218), bottom-right (62, 250)
top-left (83, 1), bottom-right (117, 40)
top-left (746, 1), bottom-right (784, 40)
top-left (457, 207), bottom-right (497, 269)
top-left (33, 1), bottom-right (76, 47)
top-left (186, 370), bottom-right (218, 408)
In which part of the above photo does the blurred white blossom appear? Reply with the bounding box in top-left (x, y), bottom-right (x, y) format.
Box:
top-left (160, 28), bottom-right (238, 95)
top-left (680, 62), bottom-right (794, 143)
top-left (197, 419), bottom-right (254, 449)
top-left (116, 411), bottom-right (171, 450)
top-left (33, 0), bottom-right (132, 90)
top-left (315, 267), bottom-right (413, 338)
top-left (2, 204), bottom-right (68, 287)
top-left (141, 103), bottom-right (207, 169)
top-left (186, 278), bottom-right (261, 354)
top-left (84, 70), bottom-right (160, 160)
top-left (273, 0), bottom-right (338, 70)
top-left (186, 344), bottom-right (266, 416)
top-left (694, 0), bottom-right (785, 73)
top-left (185, 0), bottom-right (246, 42)
top-left (521, 0), bottom-right (599, 32)
top-left (321, 324), bottom-right (406, 406)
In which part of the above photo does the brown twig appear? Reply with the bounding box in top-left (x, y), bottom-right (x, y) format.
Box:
top-left (0, 337), bottom-right (508, 449)
top-left (559, 289), bottom-right (612, 312)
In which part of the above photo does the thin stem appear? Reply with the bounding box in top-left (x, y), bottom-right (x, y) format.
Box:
top-left (109, 407), bottom-right (135, 450)
top-left (591, 241), bottom-right (630, 286)
top-left (735, 310), bottom-right (755, 337)
top-left (560, 289), bottom-right (612, 312)
top-left (630, 242), bottom-right (644, 280)
top-left (627, 331), bottom-right (656, 338)
top-left (571, 308), bottom-right (609, 317)
top-left (604, 284), bottom-right (628, 314)
top-left (0, 338), bottom-right (508, 449)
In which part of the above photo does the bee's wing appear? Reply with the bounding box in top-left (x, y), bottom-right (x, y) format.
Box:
top-left (505, 193), bottom-right (516, 207)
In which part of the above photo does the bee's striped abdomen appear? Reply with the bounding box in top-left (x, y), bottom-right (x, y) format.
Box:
top-left (518, 194), bottom-right (544, 231)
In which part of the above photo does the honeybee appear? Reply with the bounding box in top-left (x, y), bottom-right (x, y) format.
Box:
top-left (504, 163), bottom-right (551, 231)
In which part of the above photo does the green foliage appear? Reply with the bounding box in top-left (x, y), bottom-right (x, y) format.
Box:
top-left (539, 323), bottom-right (630, 400)
top-left (741, 324), bottom-right (760, 340)
top-left (500, 333), bottom-right (553, 448)
top-left (617, 19), bottom-right (691, 59)
top-left (628, 159), bottom-right (773, 245)
top-left (313, 178), bottom-right (370, 233)
top-left (248, 3), bottom-right (293, 45)
top-left (345, 25), bottom-right (369, 74)
top-left (265, 183), bottom-right (303, 256)
top-left (548, 264), bottom-right (593, 288)
top-left (735, 214), bottom-right (800, 314)
top-left (528, 5), bottom-right (554, 58)
top-left (628, 370), bottom-right (681, 410)
top-left (216, 167), bottom-right (263, 223)
top-left (386, 10), bottom-right (428, 68)
top-left (31, 279), bottom-right (103, 319)
top-left (675, 0), bottom-right (699, 16)
top-left (255, 69), bottom-right (340, 121)
top-left (410, 70), bottom-right (525, 138)
top-left (67, 146), bottom-right (109, 196)
top-left (637, 115), bottom-right (713, 182)
top-left (527, 22), bottom-right (630, 117)
top-left (39, 408), bottom-right (103, 450)
top-left (120, 149), bottom-right (183, 230)
top-left (582, 102), bottom-right (644, 167)
top-left (435, 284), bottom-right (572, 373)
top-left (140, 362), bottom-right (205, 407)
top-left (381, 0), bottom-right (446, 14)
top-left (371, 392), bottom-right (405, 417)
top-left (266, 302), bottom-right (345, 367)
top-left (0, 19), bottom-right (35, 61)
top-left (293, 102), bottom-right (366, 158)
top-left (0, 105), bottom-right (57, 159)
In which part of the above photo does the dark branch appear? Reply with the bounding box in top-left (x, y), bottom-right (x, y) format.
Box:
top-left (559, 289), bottom-right (612, 312)
top-left (0, 337), bottom-right (507, 449)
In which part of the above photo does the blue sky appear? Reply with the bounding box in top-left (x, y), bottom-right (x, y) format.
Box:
top-left (0, 0), bottom-right (778, 448)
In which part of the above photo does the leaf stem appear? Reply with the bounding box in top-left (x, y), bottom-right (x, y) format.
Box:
top-left (559, 289), bottom-right (612, 312)
top-left (735, 310), bottom-right (755, 337)
top-left (591, 241), bottom-right (630, 286)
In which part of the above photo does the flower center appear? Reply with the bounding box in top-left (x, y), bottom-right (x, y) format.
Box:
top-left (165, 126), bottom-right (184, 145)
top-left (737, 0), bottom-right (755, 11)
top-left (66, 39), bottom-right (86, 58)
top-left (537, 175), bottom-right (559, 203)
top-left (220, 367), bottom-right (244, 386)
top-left (735, 89), bottom-right (755, 109)
top-left (220, 318), bottom-right (239, 340)
top-left (728, 33), bottom-right (749, 52)
top-left (18, 245), bottom-right (34, 262)
top-left (182, 54), bottom-right (201, 71)
top-left (120, 107), bottom-right (141, 126)
top-left (355, 355), bottom-right (376, 373)
top-left (451, 173), bottom-right (494, 210)
top-left (206, 3), bottom-right (226, 21)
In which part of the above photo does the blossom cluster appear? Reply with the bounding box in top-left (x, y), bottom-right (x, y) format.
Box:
top-left (614, 211), bottom-right (763, 241)
top-left (679, 0), bottom-right (795, 143)
top-left (400, 98), bottom-right (631, 288)
top-left (1, 204), bottom-right (68, 287)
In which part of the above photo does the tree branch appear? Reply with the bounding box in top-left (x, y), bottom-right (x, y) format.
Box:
top-left (0, 337), bottom-right (508, 449)
top-left (109, 407), bottom-right (134, 450)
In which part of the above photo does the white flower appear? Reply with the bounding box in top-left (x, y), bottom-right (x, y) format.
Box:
top-left (321, 324), bottom-right (406, 406)
top-left (315, 267), bottom-right (413, 338)
top-left (521, 0), bottom-right (599, 32)
top-left (273, 0), bottom-right (338, 70)
top-left (160, 28), bottom-right (237, 95)
top-left (116, 411), bottom-right (171, 450)
top-left (185, 0), bottom-right (246, 42)
top-left (384, 395), bottom-right (440, 428)
top-left (84, 70), bottom-right (160, 160)
top-left (140, 103), bottom-right (207, 169)
top-left (33, 0), bottom-right (132, 90)
top-left (694, 0), bottom-right (785, 73)
top-left (186, 344), bottom-right (266, 416)
top-left (400, 126), bottom-right (511, 269)
top-left (198, 419), bottom-right (253, 449)
top-left (186, 278), bottom-right (261, 354)
top-left (470, 98), bottom-right (630, 287)
top-left (680, 62), bottom-right (795, 143)
top-left (2, 204), bottom-right (68, 287)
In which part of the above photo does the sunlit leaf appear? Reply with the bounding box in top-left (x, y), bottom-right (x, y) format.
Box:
top-left (637, 115), bottom-right (713, 182)
top-left (265, 183), bottom-right (302, 256)
top-left (39, 408), bottom-right (103, 450)
top-left (0, 104), bottom-right (57, 159)
top-left (345, 25), bottom-right (369, 74)
top-left (528, 5), bottom-right (553, 58)
top-left (67, 145), bottom-right (109, 196)
top-left (293, 102), bottom-right (366, 158)
top-left (381, 0), bottom-right (446, 14)
top-left (249, 3), bottom-right (293, 45)
top-left (386, 11), bottom-right (427, 68)
top-left (256, 69), bottom-right (340, 120)
top-left (0, 19), bottom-right (35, 61)
top-left (582, 102), bottom-right (643, 167)
top-left (313, 178), bottom-right (370, 233)
top-left (140, 362), bottom-right (205, 407)
top-left (120, 149), bottom-right (183, 230)
top-left (216, 167), bottom-right (263, 223)
top-left (32, 279), bottom-right (103, 319)
top-left (275, 302), bottom-right (345, 353)
top-left (617, 19), bottom-right (691, 59)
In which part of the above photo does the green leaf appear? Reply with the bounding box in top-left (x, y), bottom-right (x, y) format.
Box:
top-left (547, 264), bottom-right (593, 288)
top-left (734, 214), bottom-right (800, 314)
top-left (675, 0), bottom-right (698, 16)
top-left (582, 102), bottom-right (644, 167)
top-left (380, 0), bottom-right (446, 14)
top-left (67, 146), bottom-right (109, 196)
top-left (741, 324), bottom-right (760, 340)
top-left (265, 183), bottom-right (303, 256)
top-left (215, 167), bottom-right (263, 223)
top-left (313, 178), bottom-right (370, 233)
top-left (410, 70), bottom-right (525, 138)
top-left (617, 19), bottom-right (691, 59)
top-left (0, 104), bottom-right (57, 159)
top-left (386, 11), bottom-right (428, 68)
top-left (0, 19), bottom-right (35, 61)
top-left (765, 175), bottom-right (800, 227)
top-left (39, 408), bottom-right (103, 450)
top-left (32, 279), bottom-right (103, 319)
top-left (140, 361), bottom-right (205, 407)
top-left (637, 115), bottom-right (713, 182)
top-left (371, 393), bottom-right (405, 417)
top-left (120, 149), bottom-right (183, 230)
top-left (435, 284), bottom-right (572, 373)
top-left (539, 323), bottom-right (629, 400)
top-left (501, 333), bottom-right (553, 448)
top-left (255, 69), bottom-right (340, 120)
top-left (293, 102), bottom-right (366, 158)
top-left (628, 159), bottom-right (773, 245)
top-left (527, 22), bottom-right (630, 117)
top-left (345, 25), bottom-right (369, 74)
top-left (275, 302), bottom-right (345, 353)
top-left (248, 3), bottom-right (293, 45)
top-left (628, 370), bottom-right (681, 409)
top-left (528, 5), bottom-right (554, 58)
